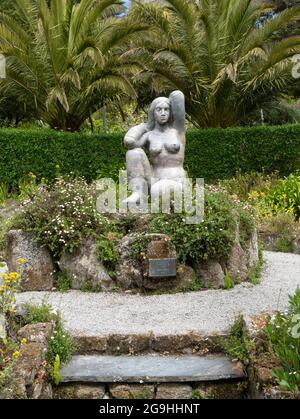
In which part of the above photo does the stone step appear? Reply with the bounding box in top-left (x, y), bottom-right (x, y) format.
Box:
top-left (60, 354), bottom-right (245, 384)
top-left (73, 332), bottom-right (228, 355)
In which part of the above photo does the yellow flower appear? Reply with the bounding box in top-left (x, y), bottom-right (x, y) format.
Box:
top-left (16, 258), bottom-right (26, 265)
top-left (21, 338), bottom-right (27, 345)
top-left (12, 351), bottom-right (20, 359)
top-left (8, 272), bottom-right (21, 282)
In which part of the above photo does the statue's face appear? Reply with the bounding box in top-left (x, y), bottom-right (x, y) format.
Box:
top-left (154, 101), bottom-right (170, 125)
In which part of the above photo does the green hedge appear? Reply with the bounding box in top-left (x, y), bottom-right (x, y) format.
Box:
top-left (185, 125), bottom-right (300, 181)
top-left (0, 129), bottom-right (125, 189)
top-left (1, 125), bottom-right (300, 188)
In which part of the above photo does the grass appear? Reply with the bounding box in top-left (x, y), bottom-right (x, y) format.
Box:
top-left (13, 302), bottom-right (76, 387)
top-left (222, 315), bottom-right (253, 363)
top-left (46, 316), bottom-right (76, 386)
top-left (0, 183), bottom-right (9, 207)
top-left (192, 389), bottom-right (214, 399)
top-left (57, 272), bottom-right (71, 292)
top-left (178, 275), bottom-right (204, 293)
top-left (248, 248), bottom-right (264, 285)
top-left (19, 303), bottom-right (76, 385)
top-left (224, 271), bottom-right (234, 290)
top-left (80, 280), bottom-right (102, 293)
top-left (273, 233), bottom-right (294, 253)
top-left (22, 302), bottom-right (55, 325)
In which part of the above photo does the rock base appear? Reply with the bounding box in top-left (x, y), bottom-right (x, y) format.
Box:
top-left (59, 238), bottom-right (114, 291)
top-left (0, 322), bottom-right (54, 399)
top-left (6, 230), bottom-right (55, 291)
top-left (55, 381), bottom-right (247, 399)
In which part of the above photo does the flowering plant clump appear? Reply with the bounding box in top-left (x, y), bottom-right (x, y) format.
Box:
top-left (148, 189), bottom-right (255, 264)
top-left (263, 174), bottom-right (300, 221)
top-left (0, 272), bottom-right (21, 316)
top-left (18, 172), bottom-right (46, 201)
top-left (18, 177), bottom-right (110, 257)
top-left (263, 289), bottom-right (300, 395)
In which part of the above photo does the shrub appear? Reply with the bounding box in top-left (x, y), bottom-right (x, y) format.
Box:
top-left (258, 212), bottom-right (300, 253)
top-left (263, 289), bottom-right (300, 394)
top-left (0, 215), bottom-right (17, 256)
top-left (0, 272), bottom-right (21, 316)
top-left (0, 183), bottom-right (9, 206)
top-left (224, 271), bottom-right (234, 290)
top-left (221, 171), bottom-right (280, 202)
top-left (57, 272), bottom-right (71, 293)
top-left (96, 232), bottom-right (121, 277)
top-left (264, 173), bottom-right (300, 220)
top-left (222, 315), bottom-right (252, 363)
top-left (238, 205), bottom-right (256, 248)
top-left (1, 125), bottom-right (300, 189)
top-left (46, 319), bottom-right (75, 368)
top-left (17, 177), bottom-right (110, 257)
top-left (148, 189), bottom-right (254, 265)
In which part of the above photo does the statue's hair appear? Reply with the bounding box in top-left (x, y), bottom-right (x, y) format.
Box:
top-left (146, 97), bottom-right (173, 130)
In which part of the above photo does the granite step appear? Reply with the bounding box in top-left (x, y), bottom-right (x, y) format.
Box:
top-left (73, 332), bottom-right (228, 355)
top-left (60, 354), bottom-right (246, 384)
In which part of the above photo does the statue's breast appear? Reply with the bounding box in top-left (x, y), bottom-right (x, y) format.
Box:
top-left (148, 129), bottom-right (181, 156)
top-left (164, 129), bottom-right (181, 154)
top-left (164, 140), bottom-right (180, 154)
top-left (148, 132), bottom-right (164, 156)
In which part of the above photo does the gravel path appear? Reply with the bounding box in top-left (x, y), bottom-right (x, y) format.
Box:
top-left (16, 251), bottom-right (300, 337)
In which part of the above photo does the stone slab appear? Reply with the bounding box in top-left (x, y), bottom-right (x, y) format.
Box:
top-left (61, 354), bottom-right (245, 383)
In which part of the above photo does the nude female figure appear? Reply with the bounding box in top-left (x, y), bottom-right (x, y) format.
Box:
top-left (123, 90), bottom-right (186, 204)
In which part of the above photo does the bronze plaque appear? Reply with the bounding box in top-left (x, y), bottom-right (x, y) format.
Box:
top-left (149, 258), bottom-right (177, 278)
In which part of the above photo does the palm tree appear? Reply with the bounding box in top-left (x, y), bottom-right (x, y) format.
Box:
top-left (131, 0), bottom-right (300, 128)
top-left (0, 0), bottom-right (147, 131)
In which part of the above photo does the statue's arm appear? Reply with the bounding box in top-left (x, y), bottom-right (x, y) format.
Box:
top-left (169, 90), bottom-right (185, 133)
top-left (124, 123), bottom-right (148, 149)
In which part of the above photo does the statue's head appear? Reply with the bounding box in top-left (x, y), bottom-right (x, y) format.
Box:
top-left (147, 97), bottom-right (173, 130)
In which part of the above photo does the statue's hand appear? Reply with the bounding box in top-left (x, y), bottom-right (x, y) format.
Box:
top-left (170, 90), bottom-right (184, 99)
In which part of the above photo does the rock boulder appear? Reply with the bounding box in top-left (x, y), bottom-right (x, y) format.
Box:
top-left (6, 230), bottom-right (55, 291)
top-left (59, 238), bottom-right (114, 291)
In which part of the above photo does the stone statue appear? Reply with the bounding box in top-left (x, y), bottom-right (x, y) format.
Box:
top-left (123, 90), bottom-right (186, 204)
